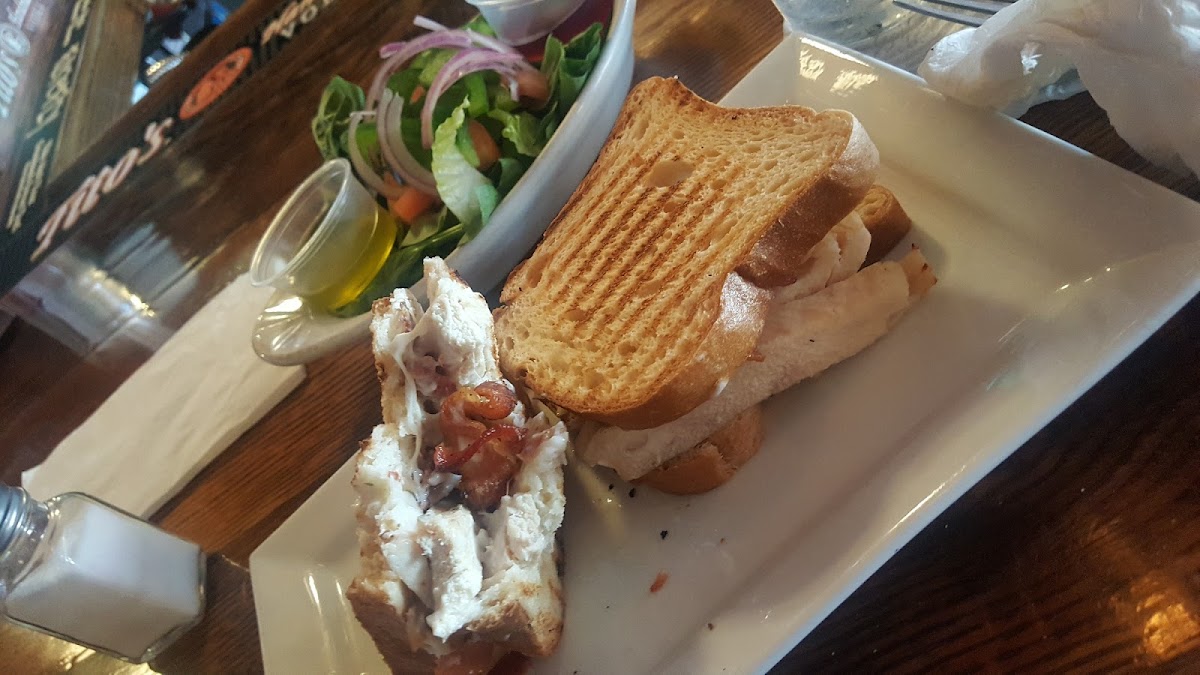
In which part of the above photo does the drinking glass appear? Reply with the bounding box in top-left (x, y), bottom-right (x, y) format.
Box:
top-left (772, 0), bottom-right (904, 43)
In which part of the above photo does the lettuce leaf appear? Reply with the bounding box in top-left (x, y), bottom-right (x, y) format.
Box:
top-left (418, 49), bottom-right (455, 86)
top-left (475, 183), bottom-right (500, 231)
top-left (400, 212), bottom-right (442, 246)
top-left (462, 15), bottom-right (496, 36)
top-left (557, 23), bottom-right (604, 112)
top-left (432, 101), bottom-right (494, 233)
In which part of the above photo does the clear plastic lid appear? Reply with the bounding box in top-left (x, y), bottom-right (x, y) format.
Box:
top-left (464, 0), bottom-right (586, 45)
top-left (249, 158), bottom-right (354, 289)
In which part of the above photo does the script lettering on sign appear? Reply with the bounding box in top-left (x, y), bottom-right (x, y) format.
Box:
top-left (26, 41), bottom-right (78, 137)
top-left (60, 0), bottom-right (90, 47)
top-left (5, 136), bottom-right (51, 232)
top-left (260, 0), bottom-right (336, 45)
top-left (31, 118), bottom-right (174, 259)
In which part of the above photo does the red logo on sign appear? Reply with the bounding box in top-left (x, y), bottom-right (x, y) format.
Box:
top-left (180, 46), bottom-right (252, 121)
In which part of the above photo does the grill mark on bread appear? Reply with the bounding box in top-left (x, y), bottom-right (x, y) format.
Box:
top-left (628, 187), bottom-right (747, 362)
top-left (587, 173), bottom-right (706, 329)
top-left (590, 159), bottom-right (745, 352)
top-left (556, 151), bottom-right (666, 312)
top-left (553, 151), bottom-right (661, 279)
top-left (607, 179), bottom-right (727, 349)
top-left (569, 160), bottom-right (671, 315)
top-left (508, 148), bottom-right (659, 300)
top-left (633, 163), bottom-right (744, 314)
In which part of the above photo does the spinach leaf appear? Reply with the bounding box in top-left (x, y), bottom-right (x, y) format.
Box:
top-left (487, 109), bottom-right (545, 157)
top-left (491, 156), bottom-right (527, 195)
top-left (311, 76), bottom-right (365, 161)
top-left (556, 23), bottom-right (604, 112)
top-left (386, 69), bottom-right (422, 102)
top-left (540, 36), bottom-right (565, 104)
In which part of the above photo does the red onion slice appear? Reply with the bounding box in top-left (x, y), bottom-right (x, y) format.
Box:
top-left (378, 89), bottom-right (438, 196)
top-left (414, 15), bottom-right (520, 55)
top-left (379, 41), bottom-right (406, 58)
top-left (347, 112), bottom-right (404, 200)
top-left (465, 28), bottom-right (521, 55)
top-left (366, 32), bottom-right (473, 109)
top-left (420, 49), bottom-right (529, 148)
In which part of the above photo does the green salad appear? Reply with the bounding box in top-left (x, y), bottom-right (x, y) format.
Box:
top-left (310, 15), bottom-right (605, 316)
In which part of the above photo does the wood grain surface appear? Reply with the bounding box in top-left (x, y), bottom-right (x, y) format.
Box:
top-left (50, 0), bottom-right (146, 178)
top-left (1, 0), bottom-right (1198, 672)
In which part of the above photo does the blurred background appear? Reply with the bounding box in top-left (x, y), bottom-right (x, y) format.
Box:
top-left (138, 0), bottom-right (242, 97)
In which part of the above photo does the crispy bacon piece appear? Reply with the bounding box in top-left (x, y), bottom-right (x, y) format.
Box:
top-left (459, 426), bottom-right (526, 509)
top-left (438, 382), bottom-right (519, 451)
top-left (435, 425), bottom-right (526, 510)
top-left (429, 382), bottom-right (526, 509)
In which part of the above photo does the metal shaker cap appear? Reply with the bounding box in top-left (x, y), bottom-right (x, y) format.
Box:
top-left (0, 484), bottom-right (28, 552)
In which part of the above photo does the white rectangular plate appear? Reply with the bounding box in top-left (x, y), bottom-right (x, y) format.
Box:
top-left (249, 34), bottom-right (1200, 675)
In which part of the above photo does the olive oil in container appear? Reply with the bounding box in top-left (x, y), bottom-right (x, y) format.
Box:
top-left (250, 158), bottom-right (399, 313)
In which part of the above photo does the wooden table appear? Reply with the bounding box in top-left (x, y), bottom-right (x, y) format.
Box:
top-left (2, 0), bottom-right (1200, 672)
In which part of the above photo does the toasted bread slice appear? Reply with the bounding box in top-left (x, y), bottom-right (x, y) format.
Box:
top-left (496, 77), bottom-right (878, 430)
top-left (636, 404), bottom-right (764, 495)
top-left (857, 185), bottom-right (913, 265)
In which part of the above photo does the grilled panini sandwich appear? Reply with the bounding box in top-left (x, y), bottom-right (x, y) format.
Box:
top-left (495, 77), bottom-right (935, 489)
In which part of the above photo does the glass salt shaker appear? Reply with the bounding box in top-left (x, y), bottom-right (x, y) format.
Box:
top-left (0, 484), bottom-right (205, 662)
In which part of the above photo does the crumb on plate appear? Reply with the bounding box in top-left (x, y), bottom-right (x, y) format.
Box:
top-left (650, 571), bottom-right (669, 593)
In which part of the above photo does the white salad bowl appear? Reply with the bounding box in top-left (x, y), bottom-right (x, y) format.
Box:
top-left (253, 0), bottom-right (637, 366)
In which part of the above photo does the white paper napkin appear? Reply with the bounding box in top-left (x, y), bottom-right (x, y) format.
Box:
top-left (917, 0), bottom-right (1200, 176)
top-left (22, 274), bottom-right (306, 518)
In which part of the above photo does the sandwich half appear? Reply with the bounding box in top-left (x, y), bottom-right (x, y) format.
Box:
top-left (635, 183), bottom-right (917, 495)
top-left (496, 76), bottom-right (879, 431)
top-left (348, 258), bottom-right (569, 673)
top-left (494, 77), bottom-right (935, 488)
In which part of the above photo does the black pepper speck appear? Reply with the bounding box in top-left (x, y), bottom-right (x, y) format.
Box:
top-left (629, 488), bottom-right (637, 498)
top-left (660, 530), bottom-right (669, 540)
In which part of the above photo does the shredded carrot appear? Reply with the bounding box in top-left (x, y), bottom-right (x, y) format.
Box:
top-left (411, 85), bottom-right (426, 104)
